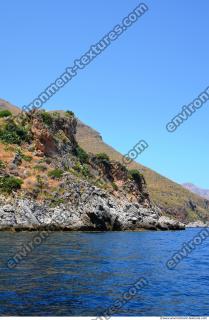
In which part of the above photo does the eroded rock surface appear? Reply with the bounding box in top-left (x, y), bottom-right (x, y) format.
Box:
top-left (0, 109), bottom-right (185, 231)
top-left (0, 180), bottom-right (185, 231)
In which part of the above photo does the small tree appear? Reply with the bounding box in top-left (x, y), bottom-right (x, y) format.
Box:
top-left (129, 169), bottom-right (142, 183)
top-left (96, 153), bottom-right (110, 162)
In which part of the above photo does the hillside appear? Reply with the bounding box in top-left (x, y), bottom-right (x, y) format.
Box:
top-left (0, 103), bottom-right (185, 231)
top-left (76, 121), bottom-right (209, 223)
top-left (0, 98), bottom-right (208, 224)
top-left (0, 99), bottom-right (20, 115)
top-left (182, 183), bottom-right (209, 200)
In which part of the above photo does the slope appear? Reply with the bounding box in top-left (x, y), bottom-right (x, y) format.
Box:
top-left (76, 120), bottom-right (209, 223)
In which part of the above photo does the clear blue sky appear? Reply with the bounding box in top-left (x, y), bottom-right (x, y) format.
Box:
top-left (1, 0), bottom-right (209, 188)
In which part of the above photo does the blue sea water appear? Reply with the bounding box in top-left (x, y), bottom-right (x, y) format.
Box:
top-left (0, 229), bottom-right (209, 316)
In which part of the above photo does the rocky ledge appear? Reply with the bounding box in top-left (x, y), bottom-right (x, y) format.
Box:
top-left (186, 221), bottom-right (209, 228)
top-left (0, 181), bottom-right (185, 232)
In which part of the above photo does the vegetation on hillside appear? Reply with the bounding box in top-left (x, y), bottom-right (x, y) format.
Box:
top-left (128, 169), bottom-right (142, 183)
top-left (0, 160), bottom-right (6, 169)
top-left (0, 110), bottom-right (12, 118)
top-left (40, 111), bottom-right (53, 126)
top-left (95, 153), bottom-right (110, 162)
top-left (0, 120), bottom-right (30, 145)
top-left (0, 176), bottom-right (23, 193)
top-left (48, 168), bottom-right (64, 179)
top-left (75, 146), bottom-right (89, 164)
top-left (66, 110), bottom-right (75, 117)
top-left (0, 102), bottom-right (208, 224)
top-left (76, 120), bottom-right (209, 223)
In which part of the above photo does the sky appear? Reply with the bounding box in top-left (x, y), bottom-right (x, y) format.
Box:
top-left (1, 0), bottom-right (209, 188)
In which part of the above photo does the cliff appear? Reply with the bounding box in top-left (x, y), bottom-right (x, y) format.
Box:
top-left (0, 106), bottom-right (184, 231)
top-left (76, 121), bottom-right (209, 224)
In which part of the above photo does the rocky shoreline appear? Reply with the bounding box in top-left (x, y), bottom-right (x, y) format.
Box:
top-left (186, 221), bottom-right (209, 228)
top-left (0, 109), bottom-right (185, 232)
top-left (0, 186), bottom-right (185, 232)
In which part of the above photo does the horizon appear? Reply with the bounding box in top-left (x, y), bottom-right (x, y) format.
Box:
top-left (1, 0), bottom-right (209, 188)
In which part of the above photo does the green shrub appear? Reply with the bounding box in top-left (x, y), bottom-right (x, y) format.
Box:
top-left (0, 110), bottom-right (12, 118)
top-left (40, 111), bottom-right (53, 126)
top-left (17, 151), bottom-right (32, 162)
top-left (73, 162), bottom-right (82, 172)
top-left (34, 165), bottom-right (47, 171)
top-left (96, 153), bottom-right (109, 160)
top-left (0, 121), bottom-right (30, 145)
top-left (3, 145), bottom-right (16, 152)
top-left (0, 160), bottom-right (6, 169)
top-left (75, 146), bottom-right (89, 163)
top-left (73, 163), bottom-right (90, 177)
top-left (50, 198), bottom-right (64, 207)
top-left (22, 154), bottom-right (32, 162)
top-left (14, 126), bottom-right (30, 141)
top-left (0, 176), bottom-right (23, 193)
top-left (65, 110), bottom-right (74, 117)
top-left (129, 169), bottom-right (141, 182)
top-left (12, 150), bottom-right (33, 162)
top-left (111, 182), bottom-right (118, 191)
top-left (48, 168), bottom-right (63, 179)
top-left (36, 175), bottom-right (45, 190)
top-left (51, 112), bottom-right (60, 117)
top-left (81, 164), bottom-right (90, 177)
top-left (0, 130), bottom-right (21, 144)
top-left (94, 179), bottom-right (109, 190)
top-left (96, 153), bottom-right (110, 162)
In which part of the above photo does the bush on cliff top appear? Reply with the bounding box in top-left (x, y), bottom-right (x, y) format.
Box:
top-left (40, 111), bottom-right (53, 126)
top-left (65, 110), bottom-right (74, 117)
top-left (0, 176), bottom-right (23, 193)
top-left (95, 153), bottom-right (110, 162)
top-left (129, 169), bottom-right (142, 183)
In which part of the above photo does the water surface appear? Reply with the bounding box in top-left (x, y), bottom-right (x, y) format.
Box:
top-left (0, 229), bottom-right (209, 316)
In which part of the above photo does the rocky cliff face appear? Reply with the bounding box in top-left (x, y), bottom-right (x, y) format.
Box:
top-left (0, 184), bottom-right (184, 231)
top-left (76, 121), bottom-right (209, 224)
top-left (0, 109), bottom-right (184, 231)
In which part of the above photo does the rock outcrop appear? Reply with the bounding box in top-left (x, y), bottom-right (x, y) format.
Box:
top-left (0, 109), bottom-right (185, 231)
top-left (186, 221), bottom-right (209, 228)
top-left (0, 185), bottom-right (184, 231)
